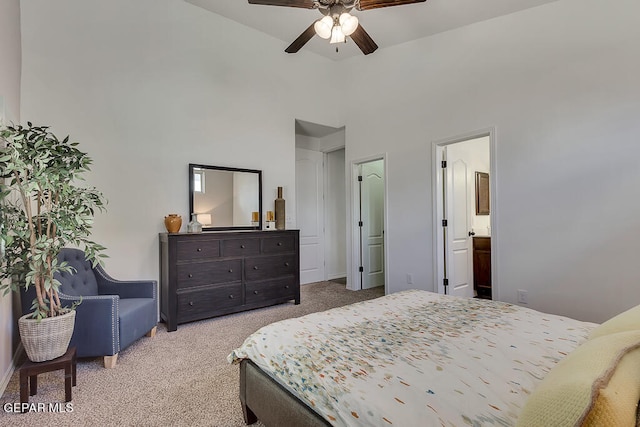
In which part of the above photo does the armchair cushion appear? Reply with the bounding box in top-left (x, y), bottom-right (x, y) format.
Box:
top-left (119, 298), bottom-right (157, 350)
top-left (56, 248), bottom-right (100, 296)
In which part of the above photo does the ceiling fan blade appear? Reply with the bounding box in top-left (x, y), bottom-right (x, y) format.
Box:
top-left (285, 23), bottom-right (316, 53)
top-left (350, 24), bottom-right (378, 55)
top-left (248, 0), bottom-right (315, 8)
top-left (357, 0), bottom-right (426, 11)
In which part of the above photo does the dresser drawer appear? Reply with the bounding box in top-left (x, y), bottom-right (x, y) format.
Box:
top-left (176, 238), bottom-right (220, 261)
top-left (245, 254), bottom-right (298, 281)
top-left (177, 259), bottom-right (242, 289)
top-left (245, 277), bottom-right (297, 304)
top-left (222, 238), bottom-right (260, 257)
top-left (261, 235), bottom-right (296, 254)
top-left (176, 284), bottom-right (242, 323)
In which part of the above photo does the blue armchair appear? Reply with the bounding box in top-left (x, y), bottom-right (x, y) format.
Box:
top-left (20, 248), bottom-right (158, 368)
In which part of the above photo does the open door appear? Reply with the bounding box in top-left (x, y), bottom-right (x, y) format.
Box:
top-left (359, 160), bottom-right (385, 289)
top-left (296, 147), bottom-right (325, 284)
top-left (444, 145), bottom-right (474, 298)
top-left (434, 133), bottom-right (492, 298)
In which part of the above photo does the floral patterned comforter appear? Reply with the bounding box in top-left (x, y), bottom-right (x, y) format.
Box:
top-left (228, 290), bottom-right (596, 426)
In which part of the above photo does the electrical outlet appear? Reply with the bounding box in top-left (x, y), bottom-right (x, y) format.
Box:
top-left (517, 289), bottom-right (528, 304)
top-left (406, 273), bottom-right (413, 284)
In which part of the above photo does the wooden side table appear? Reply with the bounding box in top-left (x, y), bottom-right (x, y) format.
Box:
top-left (19, 347), bottom-right (77, 403)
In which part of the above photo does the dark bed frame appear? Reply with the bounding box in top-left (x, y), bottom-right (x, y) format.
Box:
top-left (240, 359), bottom-right (332, 427)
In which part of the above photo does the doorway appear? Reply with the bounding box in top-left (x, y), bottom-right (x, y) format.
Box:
top-left (295, 120), bottom-right (346, 285)
top-left (351, 157), bottom-right (386, 290)
top-left (433, 131), bottom-right (494, 299)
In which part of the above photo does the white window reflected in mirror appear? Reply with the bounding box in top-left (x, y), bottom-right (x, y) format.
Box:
top-left (193, 169), bottom-right (205, 193)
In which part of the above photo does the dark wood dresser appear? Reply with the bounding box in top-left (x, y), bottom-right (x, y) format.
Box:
top-left (159, 230), bottom-right (300, 331)
top-left (472, 236), bottom-right (492, 299)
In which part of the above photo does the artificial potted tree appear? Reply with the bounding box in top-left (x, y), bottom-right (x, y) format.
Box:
top-left (0, 122), bottom-right (106, 362)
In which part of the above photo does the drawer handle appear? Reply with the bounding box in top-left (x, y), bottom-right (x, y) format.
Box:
top-left (284, 285), bottom-right (289, 289)
top-left (229, 294), bottom-right (234, 299)
top-left (228, 269), bottom-right (233, 273)
top-left (240, 244), bottom-right (245, 249)
top-left (253, 290), bottom-right (259, 295)
top-left (284, 262), bottom-right (290, 267)
top-left (188, 274), bottom-right (193, 278)
top-left (189, 301), bottom-right (194, 306)
top-left (253, 266), bottom-right (259, 270)
top-left (197, 248), bottom-right (202, 252)
top-left (277, 242), bottom-right (282, 246)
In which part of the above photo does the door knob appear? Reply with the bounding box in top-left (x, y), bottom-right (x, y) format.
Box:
top-left (468, 231), bottom-right (476, 236)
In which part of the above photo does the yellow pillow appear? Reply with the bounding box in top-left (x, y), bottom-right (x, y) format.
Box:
top-left (589, 304), bottom-right (640, 340)
top-left (516, 330), bottom-right (640, 427)
top-left (582, 347), bottom-right (640, 426)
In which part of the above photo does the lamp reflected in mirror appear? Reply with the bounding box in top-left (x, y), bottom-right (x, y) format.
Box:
top-left (196, 213), bottom-right (212, 226)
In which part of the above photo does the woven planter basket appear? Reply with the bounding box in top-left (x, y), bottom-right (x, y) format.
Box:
top-left (18, 310), bottom-right (76, 362)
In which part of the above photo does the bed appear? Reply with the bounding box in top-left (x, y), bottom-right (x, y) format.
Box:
top-left (228, 290), bottom-right (640, 426)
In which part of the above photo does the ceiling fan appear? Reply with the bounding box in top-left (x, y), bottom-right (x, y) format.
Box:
top-left (248, 0), bottom-right (427, 55)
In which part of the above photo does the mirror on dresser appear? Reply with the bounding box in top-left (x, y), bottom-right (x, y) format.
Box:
top-left (189, 164), bottom-right (262, 231)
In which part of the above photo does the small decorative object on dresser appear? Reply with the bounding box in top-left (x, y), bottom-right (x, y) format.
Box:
top-left (186, 213), bottom-right (202, 233)
top-left (159, 230), bottom-right (300, 331)
top-left (275, 187), bottom-right (285, 230)
top-left (265, 211), bottom-right (276, 230)
top-left (164, 214), bottom-right (182, 233)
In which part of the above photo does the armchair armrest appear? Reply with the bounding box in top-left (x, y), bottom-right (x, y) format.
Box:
top-left (59, 292), bottom-right (120, 357)
top-left (93, 264), bottom-right (157, 300)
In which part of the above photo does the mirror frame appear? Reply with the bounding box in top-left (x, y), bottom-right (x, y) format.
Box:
top-left (189, 163), bottom-right (262, 231)
top-left (475, 171), bottom-right (490, 215)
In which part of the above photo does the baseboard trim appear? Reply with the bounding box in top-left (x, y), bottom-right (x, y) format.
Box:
top-left (0, 343), bottom-right (23, 397)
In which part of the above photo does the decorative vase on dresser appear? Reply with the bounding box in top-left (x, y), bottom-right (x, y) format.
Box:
top-left (164, 214), bottom-right (182, 233)
top-left (275, 187), bottom-right (285, 230)
top-left (159, 230), bottom-right (300, 331)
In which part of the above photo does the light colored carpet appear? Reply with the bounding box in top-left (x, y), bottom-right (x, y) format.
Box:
top-left (0, 281), bottom-right (384, 426)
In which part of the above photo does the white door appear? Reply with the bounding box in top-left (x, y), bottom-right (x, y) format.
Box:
top-left (296, 148), bottom-right (325, 284)
top-left (444, 145), bottom-right (474, 298)
top-left (360, 160), bottom-right (385, 289)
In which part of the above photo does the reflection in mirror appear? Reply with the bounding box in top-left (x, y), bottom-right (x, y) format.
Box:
top-left (189, 164), bottom-right (262, 230)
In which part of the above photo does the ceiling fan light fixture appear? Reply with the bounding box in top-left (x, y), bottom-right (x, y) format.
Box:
top-left (314, 15), bottom-right (333, 39)
top-left (339, 12), bottom-right (358, 36)
top-left (330, 25), bottom-right (346, 44)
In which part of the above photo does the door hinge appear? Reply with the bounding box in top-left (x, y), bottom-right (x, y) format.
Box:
top-left (358, 175), bottom-right (363, 182)
top-left (441, 160), bottom-right (447, 168)
top-left (359, 266), bottom-right (364, 272)
top-left (358, 221), bottom-right (363, 227)
top-left (442, 219), bottom-right (448, 227)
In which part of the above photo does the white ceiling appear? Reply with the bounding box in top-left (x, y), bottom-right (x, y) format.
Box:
top-left (184, 0), bottom-right (558, 60)
top-left (295, 119), bottom-right (343, 138)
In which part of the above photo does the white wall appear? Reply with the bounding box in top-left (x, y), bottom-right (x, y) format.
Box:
top-left (342, 0), bottom-right (640, 323)
top-left (17, 0), bottom-right (640, 328)
top-left (20, 0), bottom-right (340, 280)
top-left (0, 0), bottom-right (21, 396)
